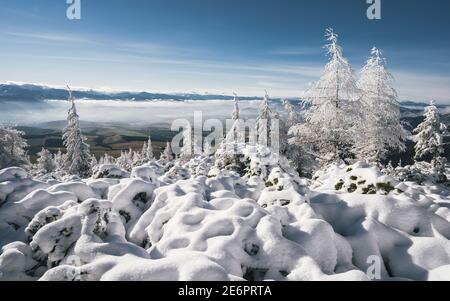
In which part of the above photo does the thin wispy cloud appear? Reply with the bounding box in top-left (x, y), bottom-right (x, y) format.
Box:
top-left (16, 54), bottom-right (126, 64)
top-left (269, 47), bottom-right (321, 56)
top-left (393, 70), bottom-right (450, 103)
top-left (2, 31), bottom-right (91, 44)
top-left (0, 1), bottom-right (449, 103)
top-left (0, 7), bottom-right (47, 22)
top-left (116, 42), bottom-right (212, 58)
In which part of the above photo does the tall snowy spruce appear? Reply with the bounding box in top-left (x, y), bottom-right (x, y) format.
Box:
top-left (356, 47), bottom-right (406, 164)
top-left (226, 93), bottom-right (245, 146)
top-left (62, 87), bottom-right (92, 178)
top-left (413, 101), bottom-right (449, 169)
top-left (0, 125), bottom-right (30, 169)
top-left (231, 93), bottom-right (240, 121)
top-left (256, 90), bottom-right (274, 148)
top-left (289, 28), bottom-right (359, 164)
top-left (143, 136), bottom-right (154, 161)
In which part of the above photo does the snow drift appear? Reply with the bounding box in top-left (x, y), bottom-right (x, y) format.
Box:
top-left (1, 148), bottom-right (450, 281)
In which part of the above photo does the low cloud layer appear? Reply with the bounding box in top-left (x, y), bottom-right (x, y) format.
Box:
top-left (0, 99), bottom-right (277, 126)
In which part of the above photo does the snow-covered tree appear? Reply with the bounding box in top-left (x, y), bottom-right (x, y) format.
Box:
top-left (132, 150), bottom-right (143, 167)
top-left (0, 125), bottom-right (30, 169)
top-left (116, 150), bottom-right (127, 170)
top-left (99, 153), bottom-right (114, 165)
top-left (290, 28), bottom-right (360, 164)
top-left (117, 149), bottom-right (133, 171)
top-left (273, 110), bottom-right (288, 155)
top-left (180, 127), bottom-right (193, 162)
top-left (142, 136), bottom-right (154, 162)
top-left (225, 93), bottom-right (245, 146)
top-left (284, 99), bottom-right (300, 127)
top-left (413, 101), bottom-right (448, 168)
top-left (256, 90), bottom-right (274, 148)
top-left (62, 87), bottom-right (92, 178)
top-left (356, 47), bottom-right (406, 163)
top-left (232, 93), bottom-right (240, 121)
top-left (283, 100), bottom-right (316, 176)
top-left (203, 139), bottom-right (214, 156)
top-left (36, 148), bottom-right (56, 174)
top-left (160, 141), bottom-right (174, 161)
top-left (141, 141), bottom-right (148, 157)
top-left (90, 155), bottom-right (98, 169)
top-left (53, 149), bottom-right (64, 171)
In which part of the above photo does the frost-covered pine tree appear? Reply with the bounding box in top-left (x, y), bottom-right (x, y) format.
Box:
top-left (284, 100), bottom-right (300, 127)
top-left (283, 100), bottom-right (316, 176)
top-left (141, 141), bottom-right (148, 158)
top-left (0, 125), bottom-right (31, 169)
top-left (62, 87), bottom-right (92, 178)
top-left (290, 28), bottom-right (359, 164)
top-left (126, 149), bottom-right (134, 169)
top-left (232, 93), bottom-right (240, 121)
top-left (36, 148), bottom-right (56, 174)
top-left (117, 150), bottom-right (132, 171)
top-left (160, 141), bottom-right (174, 161)
top-left (203, 139), bottom-right (214, 156)
top-left (413, 101), bottom-right (449, 168)
top-left (273, 110), bottom-right (288, 155)
top-left (226, 93), bottom-right (245, 146)
top-left (132, 150), bottom-right (143, 167)
top-left (256, 90), bottom-right (274, 147)
top-left (53, 149), bottom-right (64, 171)
top-left (90, 155), bottom-right (98, 168)
top-left (99, 153), bottom-right (114, 165)
top-left (142, 136), bottom-right (154, 161)
top-left (356, 47), bottom-right (406, 164)
top-left (180, 127), bottom-right (193, 162)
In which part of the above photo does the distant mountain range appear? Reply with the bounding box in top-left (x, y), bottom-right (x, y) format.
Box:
top-left (0, 82), bottom-right (266, 102)
top-left (0, 82), bottom-right (440, 108)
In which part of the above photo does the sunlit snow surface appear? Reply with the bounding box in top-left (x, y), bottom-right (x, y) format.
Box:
top-left (1, 147), bottom-right (450, 281)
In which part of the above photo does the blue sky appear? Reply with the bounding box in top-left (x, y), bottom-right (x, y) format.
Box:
top-left (1, 0), bottom-right (450, 102)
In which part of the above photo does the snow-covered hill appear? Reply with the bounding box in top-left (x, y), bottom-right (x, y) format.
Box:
top-left (1, 146), bottom-right (450, 281)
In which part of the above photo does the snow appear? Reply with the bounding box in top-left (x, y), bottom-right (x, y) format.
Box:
top-left (1, 145), bottom-right (449, 282)
top-left (309, 169), bottom-right (450, 281)
top-left (93, 164), bottom-right (129, 179)
top-left (1, 29), bottom-right (450, 282)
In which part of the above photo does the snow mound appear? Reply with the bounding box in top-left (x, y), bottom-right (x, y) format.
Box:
top-left (93, 164), bottom-right (129, 179)
top-left (312, 161), bottom-right (399, 195)
top-left (1, 152), bottom-right (450, 281)
top-left (0, 167), bottom-right (49, 207)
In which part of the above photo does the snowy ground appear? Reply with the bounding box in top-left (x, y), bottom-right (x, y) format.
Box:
top-left (1, 146), bottom-right (450, 281)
